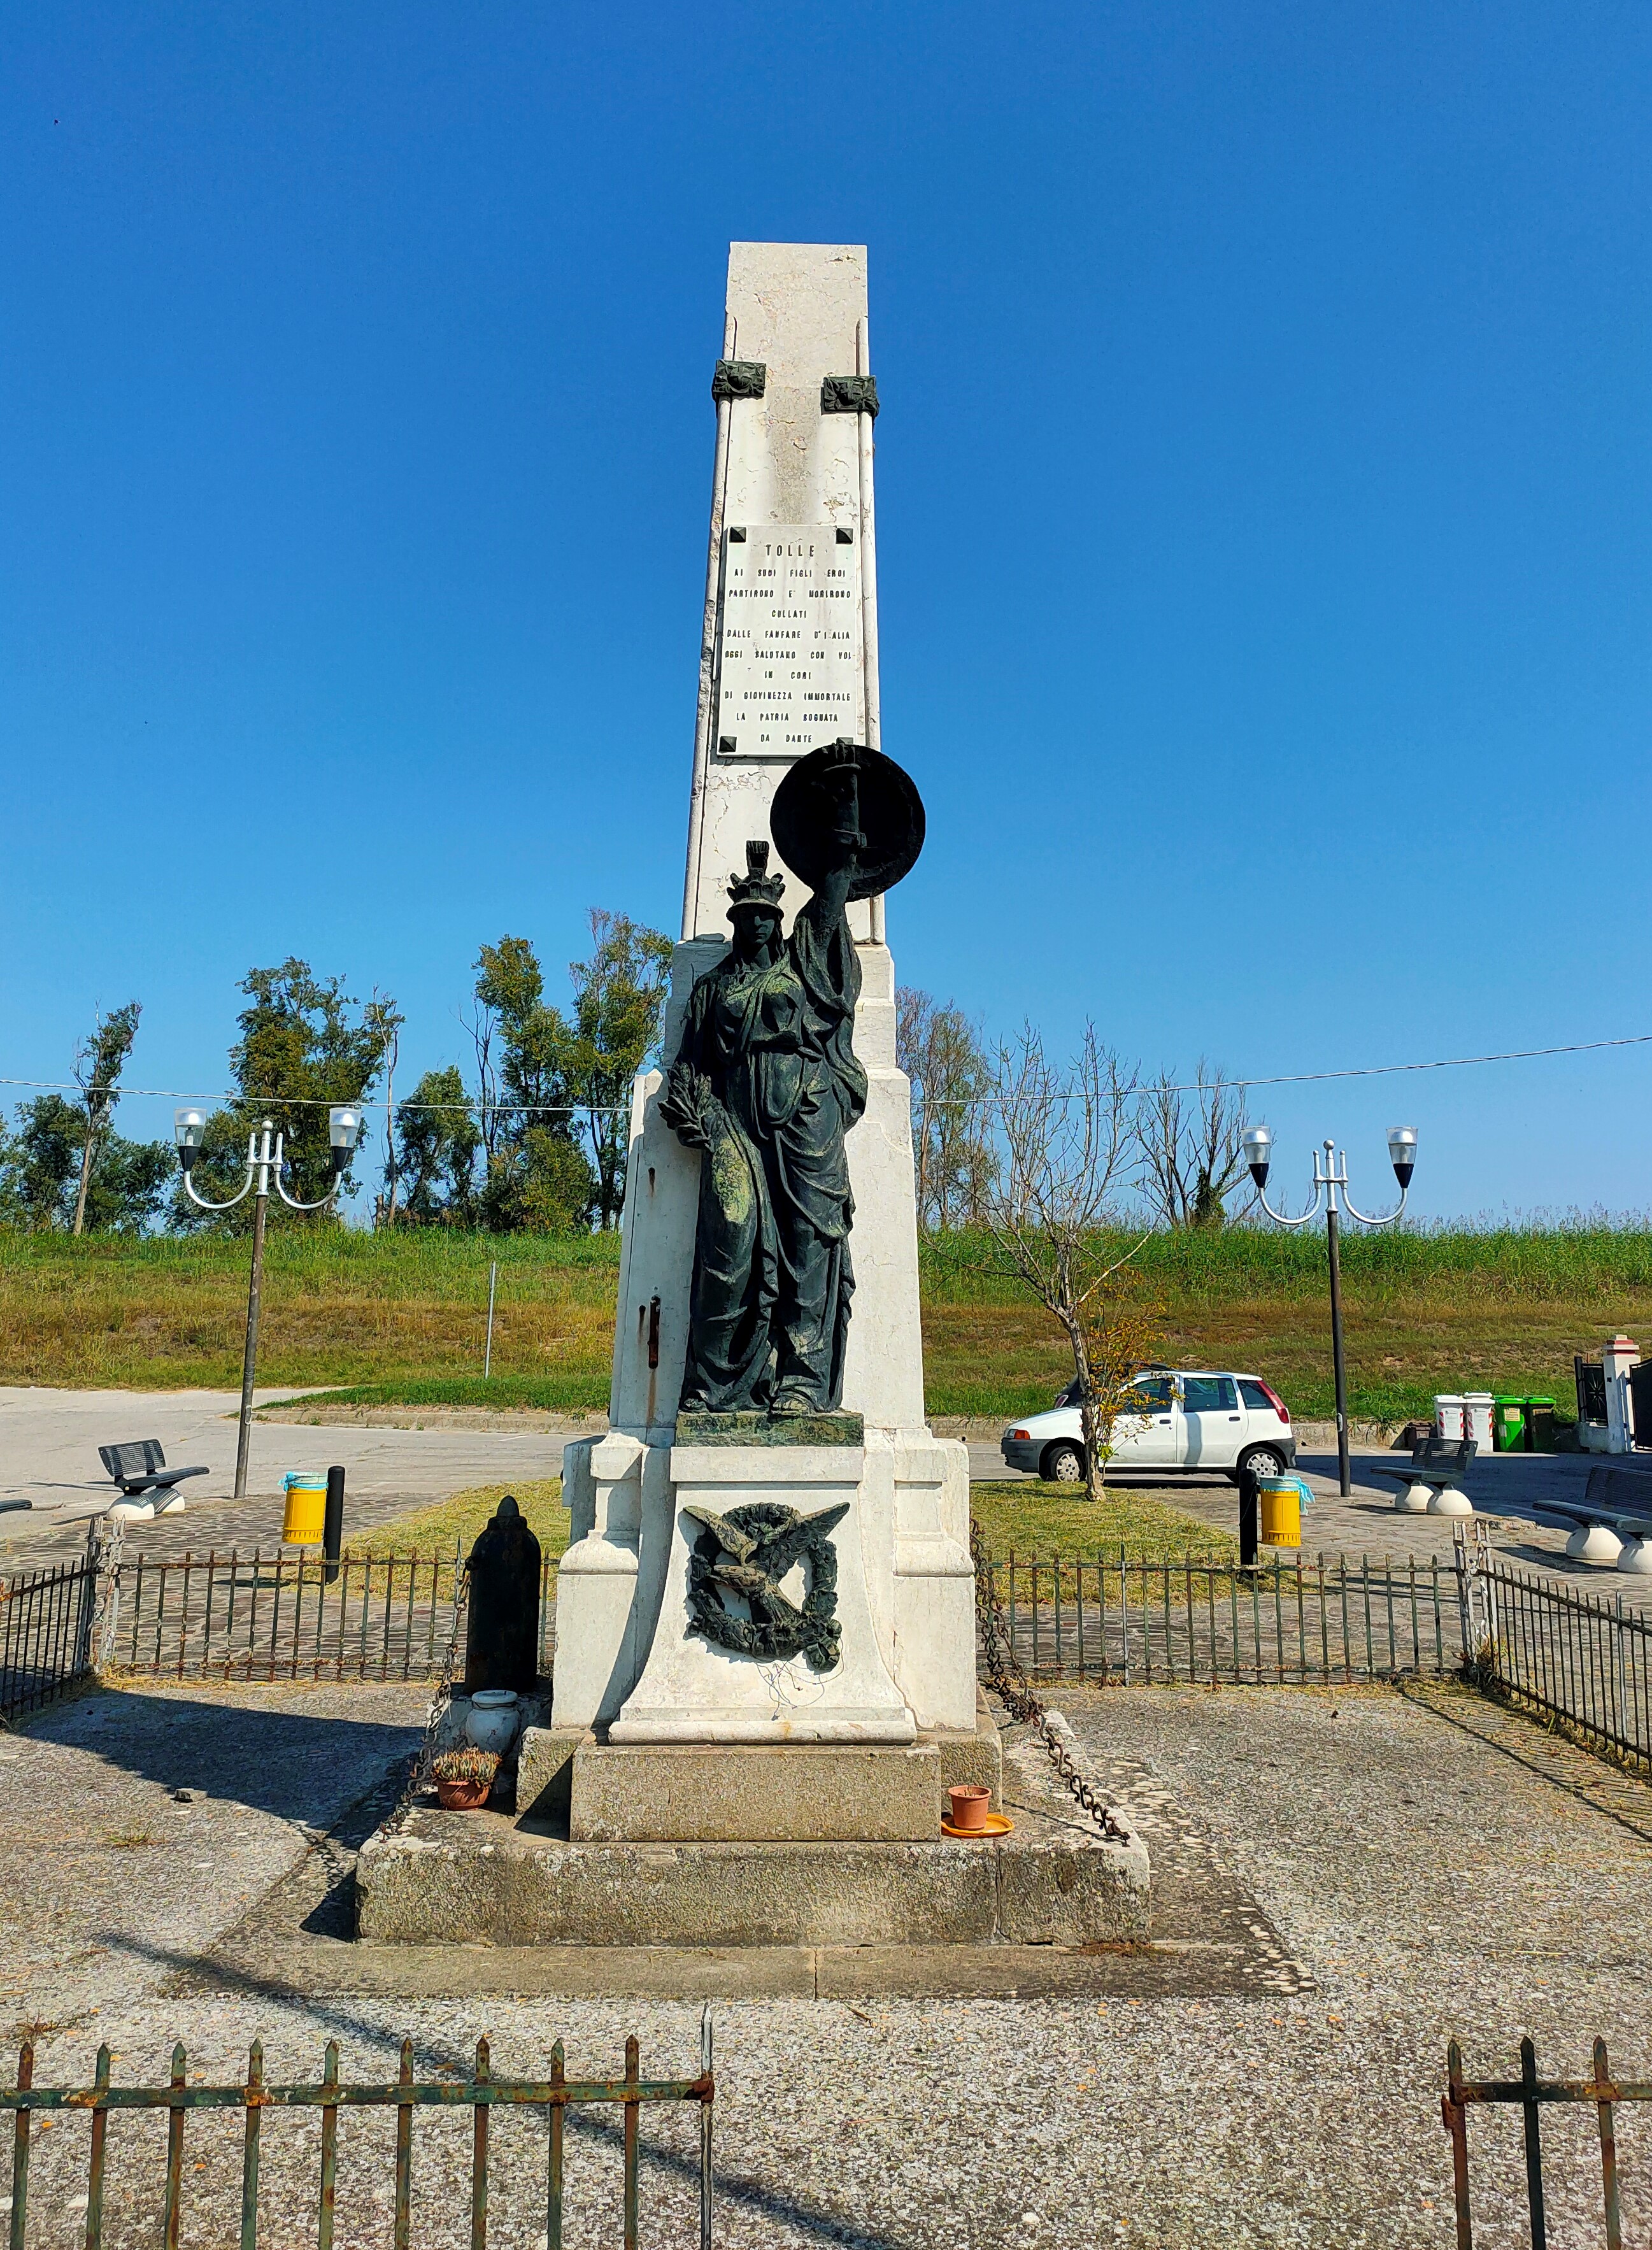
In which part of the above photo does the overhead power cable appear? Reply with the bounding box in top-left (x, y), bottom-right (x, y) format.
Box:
top-left (0, 1029), bottom-right (1647, 1114)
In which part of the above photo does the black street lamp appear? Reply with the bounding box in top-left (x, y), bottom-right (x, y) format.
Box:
top-left (1242, 1125), bottom-right (1418, 1498)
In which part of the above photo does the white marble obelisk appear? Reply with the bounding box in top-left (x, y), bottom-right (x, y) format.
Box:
top-left (555, 244), bottom-right (975, 1752)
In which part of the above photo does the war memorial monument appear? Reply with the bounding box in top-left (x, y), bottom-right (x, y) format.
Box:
top-left (357, 243), bottom-right (1150, 1960)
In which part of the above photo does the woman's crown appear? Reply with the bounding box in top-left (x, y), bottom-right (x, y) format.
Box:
top-left (727, 839), bottom-right (786, 911)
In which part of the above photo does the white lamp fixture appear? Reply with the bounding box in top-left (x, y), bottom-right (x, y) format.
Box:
top-left (1241, 1125), bottom-right (1272, 1190)
top-left (328, 1106), bottom-right (364, 1173)
top-left (1387, 1127), bottom-right (1418, 1189)
top-left (1239, 1125), bottom-right (1420, 1500)
top-left (173, 1108), bottom-right (208, 1172)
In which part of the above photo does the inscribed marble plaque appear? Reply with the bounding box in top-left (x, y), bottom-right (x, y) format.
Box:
top-left (713, 525), bottom-right (862, 758)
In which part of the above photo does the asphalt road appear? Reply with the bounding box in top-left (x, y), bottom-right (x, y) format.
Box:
top-left (6, 1385), bottom-right (1651, 1602)
top-left (0, 1385), bottom-right (566, 1562)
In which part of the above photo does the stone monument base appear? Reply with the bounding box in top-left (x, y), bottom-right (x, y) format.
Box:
top-left (353, 1693), bottom-right (1150, 1951)
top-left (355, 1805), bottom-right (1148, 1952)
top-left (513, 1690), bottom-right (1003, 1843)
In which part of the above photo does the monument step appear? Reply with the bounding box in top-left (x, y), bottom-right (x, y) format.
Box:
top-left (517, 1693), bottom-right (1005, 1841)
top-left (570, 1739), bottom-right (941, 1842)
top-left (354, 1799), bottom-right (1149, 1949)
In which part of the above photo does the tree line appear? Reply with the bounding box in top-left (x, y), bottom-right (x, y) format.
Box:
top-left (899, 990), bottom-right (1254, 1236)
top-left (0, 912), bottom-right (671, 1237)
top-left (2, 931), bottom-right (1251, 1249)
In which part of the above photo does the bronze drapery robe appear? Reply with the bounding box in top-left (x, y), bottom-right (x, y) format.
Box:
top-left (660, 895), bottom-right (865, 1412)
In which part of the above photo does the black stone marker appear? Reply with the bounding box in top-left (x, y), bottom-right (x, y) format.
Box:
top-left (463, 1493), bottom-right (542, 1694)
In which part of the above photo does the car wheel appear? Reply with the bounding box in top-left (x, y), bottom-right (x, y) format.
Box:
top-left (1238, 1445), bottom-right (1286, 1481)
top-left (1042, 1441), bottom-right (1087, 1484)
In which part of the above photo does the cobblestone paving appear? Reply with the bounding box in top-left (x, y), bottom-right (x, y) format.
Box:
top-left (5, 1677), bottom-right (1652, 2244)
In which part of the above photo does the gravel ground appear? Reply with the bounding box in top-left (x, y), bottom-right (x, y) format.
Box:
top-left (4, 1676), bottom-right (1651, 2244)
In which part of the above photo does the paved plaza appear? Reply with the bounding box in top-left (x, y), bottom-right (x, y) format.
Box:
top-left (3, 1672), bottom-right (1650, 2244)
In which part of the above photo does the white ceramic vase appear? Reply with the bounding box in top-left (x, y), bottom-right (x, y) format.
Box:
top-left (464, 1688), bottom-right (520, 1755)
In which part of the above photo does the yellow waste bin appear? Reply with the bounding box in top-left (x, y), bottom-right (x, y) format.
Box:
top-left (281, 1473), bottom-right (327, 1546)
top-left (1257, 1477), bottom-right (1302, 1550)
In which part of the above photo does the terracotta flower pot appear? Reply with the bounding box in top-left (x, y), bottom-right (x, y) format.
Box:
top-left (948, 1784), bottom-right (992, 1833)
top-left (435, 1774), bottom-right (492, 1811)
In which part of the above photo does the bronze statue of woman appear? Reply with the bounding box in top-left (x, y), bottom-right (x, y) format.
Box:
top-left (659, 783), bottom-right (867, 1418)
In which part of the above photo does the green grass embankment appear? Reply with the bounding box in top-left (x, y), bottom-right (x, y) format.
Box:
top-left (1, 1220), bottom-right (1648, 1427)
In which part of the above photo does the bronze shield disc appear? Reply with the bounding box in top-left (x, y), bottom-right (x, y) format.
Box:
top-left (769, 741), bottom-right (927, 904)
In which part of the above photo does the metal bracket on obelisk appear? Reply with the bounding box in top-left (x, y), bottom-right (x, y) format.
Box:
top-left (821, 373), bottom-right (878, 417)
top-left (713, 359), bottom-right (766, 401)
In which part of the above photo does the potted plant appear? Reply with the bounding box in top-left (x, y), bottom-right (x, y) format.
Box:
top-left (431, 1746), bottom-right (500, 1811)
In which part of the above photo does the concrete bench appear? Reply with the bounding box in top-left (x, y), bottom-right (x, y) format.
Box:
top-left (1532, 1464), bottom-right (1652, 1570)
top-left (1373, 1434), bottom-right (1478, 1516)
top-left (98, 1440), bottom-right (207, 1523)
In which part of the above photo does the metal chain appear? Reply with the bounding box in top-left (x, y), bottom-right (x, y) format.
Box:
top-left (970, 1521), bottom-right (1127, 1839)
top-left (393, 1551), bottom-right (471, 1823)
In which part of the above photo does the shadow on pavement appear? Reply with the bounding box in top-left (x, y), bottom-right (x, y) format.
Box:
top-left (25, 1682), bottom-right (424, 1823)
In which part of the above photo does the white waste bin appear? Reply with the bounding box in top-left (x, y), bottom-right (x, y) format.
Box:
top-left (1435, 1395), bottom-right (1466, 1441)
top-left (1464, 1393), bottom-right (1495, 1450)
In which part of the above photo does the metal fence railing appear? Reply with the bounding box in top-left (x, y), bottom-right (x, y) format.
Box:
top-left (108, 1550), bottom-right (558, 1684)
top-left (0, 1549), bottom-right (101, 1722)
top-left (1467, 1546), bottom-right (1652, 1774)
top-left (3, 2022), bottom-right (715, 2250)
top-left (976, 1549), bottom-right (1465, 1684)
top-left (1443, 2034), bottom-right (1639, 2249)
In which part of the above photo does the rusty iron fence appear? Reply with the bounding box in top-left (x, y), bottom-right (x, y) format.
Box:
top-left (4, 2022), bottom-right (714, 2250)
top-left (1442, 2035), bottom-right (1644, 2248)
top-left (976, 1548), bottom-right (1465, 1684)
top-left (0, 1548), bottom-right (101, 1722)
top-left (1464, 1546), bottom-right (1652, 1775)
top-left (107, 1550), bottom-right (557, 1684)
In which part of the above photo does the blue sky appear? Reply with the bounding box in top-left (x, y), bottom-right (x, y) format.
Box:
top-left (2, 3), bottom-right (1648, 1221)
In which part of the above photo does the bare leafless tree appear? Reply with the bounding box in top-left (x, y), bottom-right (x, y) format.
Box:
top-left (980, 1023), bottom-right (1159, 1499)
top-left (1134, 1059), bottom-right (1252, 1229)
top-left (897, 987), bottom-right (997, 1229)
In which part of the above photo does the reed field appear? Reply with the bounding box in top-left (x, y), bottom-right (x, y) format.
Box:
top-left (1, 1219), bottom-right (1648, 1425)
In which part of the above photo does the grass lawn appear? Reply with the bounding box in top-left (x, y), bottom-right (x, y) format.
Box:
top-left (343, 1479), bottom-right (570, 1570)
top-left (969, 1479), bottom-right (1237, 1563)
top-left (3, 1220), bottom-right (1648, 1428)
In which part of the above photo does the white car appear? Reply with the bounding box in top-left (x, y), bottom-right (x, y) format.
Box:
top-left (999, 1367), bottom-right (1296, 1485)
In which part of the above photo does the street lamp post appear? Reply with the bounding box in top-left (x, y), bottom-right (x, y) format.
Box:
top-left (174, 1108), bottom-right (364, 1499)
top-left (1241, 1125), bottom-right (1418, 1499)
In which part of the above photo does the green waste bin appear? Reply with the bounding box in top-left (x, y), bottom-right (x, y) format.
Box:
top-left (1490, 1396), bottom-right (1558, 1452)
top-left (1492, 1397), bottom-right (1527, 1453)
top-left (1524, 1397), bottom-right (1556, 1453)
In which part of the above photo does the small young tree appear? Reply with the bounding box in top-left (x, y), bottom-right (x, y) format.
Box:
top-left (897, 987), bottom-right (998, 1230)
top-left (469, 936), bottom-right (594, 1231)
top-left (0, 1092), bottom-right (169, 1235)
top-left (979, 1022), bottom-right (1153, 1500)
top-left (1134, 1060), bottom-right (1251, 1229)
top-left (71, 1002), bottom-right (143, 1235)
top-left (388, 1066), bottom-right (481, 1225)
top-left (560, 910), bottom-right (673, 1228)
